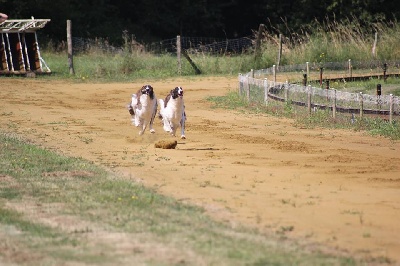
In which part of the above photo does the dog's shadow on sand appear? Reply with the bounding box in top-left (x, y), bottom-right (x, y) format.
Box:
top-left (126, 133), bottom-right (182, 145)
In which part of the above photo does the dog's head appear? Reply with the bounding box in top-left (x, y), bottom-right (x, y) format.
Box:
top-left (140, 85), bottom-right (155, 100)
top-left (170, 87), bottom-right (183, 99)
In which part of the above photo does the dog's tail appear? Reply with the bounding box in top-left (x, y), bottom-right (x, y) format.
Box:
top-left (127, 104), bottom-right (135, 116)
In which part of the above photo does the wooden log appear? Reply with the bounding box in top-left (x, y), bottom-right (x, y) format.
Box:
top-left (182, 50), bottom-right (201, 75)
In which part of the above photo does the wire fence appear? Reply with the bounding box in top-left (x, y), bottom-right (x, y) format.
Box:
top-left (71, 36), bottom-right (254, 55)
top-left (239, 74), bottom-right (400, 122)
top-left (72, 37), bottom-right (123, 54)
top-left (146, 36), bottom-right (253, 55)
top-left (250, 60), bottom-right (400, 84)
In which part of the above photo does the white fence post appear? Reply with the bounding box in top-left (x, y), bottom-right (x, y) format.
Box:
top-left (332, 89), bottom-right (337, 119)
top-left (238, 73), bottom-right (242, 94)
top-left (306, 61), bottom-right (309, 79)
top-left (348, 59), bottom-right (352, 78)
top-left (273, 64), bottom-right (276, 83)
top-left (389, 94), bottom-right (394, 123)
top-left (246, 76), bottom-right (250, 102)
top-left (264, 78), bottom-right (269, 105)
top-left (285, 80), bottom-right (289, 102)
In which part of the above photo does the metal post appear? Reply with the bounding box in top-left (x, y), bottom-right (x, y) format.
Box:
top-left (359, 92), bottom-right (363, 119)
top-left (377, 84), bottom-right (382, 110)
top-left (325, 80), bottom-right (330, 101)
top-left (302, 73), bottom-right (307, 86)
top-left (273, 64), bottom-right (276, 83)
top-left (383, 63), bottom-right (387, 82)
top-left (319, 67), bottom-right (323, 87)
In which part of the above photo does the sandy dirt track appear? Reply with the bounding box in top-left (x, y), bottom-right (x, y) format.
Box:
top-left (1, 76), bottom-right (400, 263)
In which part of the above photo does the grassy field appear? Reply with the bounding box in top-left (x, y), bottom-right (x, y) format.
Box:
top-left (0, 132), bottom-right (357, 265)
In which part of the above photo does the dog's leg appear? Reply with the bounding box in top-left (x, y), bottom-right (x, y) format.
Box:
top-left (139, 124), bottom-right (146, 135)
top-left (136, 116), bottom-right (145, 135)
top-left (149, 101), bottom-right (157, 134)
top-left (170, 121), bottom-right (178, 137)
top-left (159, 99), bottom-right (170, 133)
top-left (164, 119), bottom-right (172, 133)
top-left (134, 114), bottom-right (141, 127)
top-left (180, 112), bottom-right (186, 139)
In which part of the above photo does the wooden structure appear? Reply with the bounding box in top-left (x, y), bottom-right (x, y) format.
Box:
top-left (0, 17), bottom-right (51, 75)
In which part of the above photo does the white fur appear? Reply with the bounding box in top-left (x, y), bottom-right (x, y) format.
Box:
top-left (159, 87), bottom-right (186, 139)
top-left (128, 85), bottom-right (157, 135)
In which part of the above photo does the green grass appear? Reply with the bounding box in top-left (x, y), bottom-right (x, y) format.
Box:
top-left (312, 77), bottom-right (400, 96)
top-left (42, 50), bottom-right (255, 82)
top-left (0, 132), bottom-right (356, 265)
top-left (207, 91), bottom-right (400, 140)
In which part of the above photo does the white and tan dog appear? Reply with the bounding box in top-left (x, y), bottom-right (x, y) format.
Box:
top-left (159, 86), bottom-right (186, 139)
top-left (127, 85), bottom-right (157, 135)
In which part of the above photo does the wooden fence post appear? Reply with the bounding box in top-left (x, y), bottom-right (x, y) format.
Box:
top-left (372, 32), bottom-right (378, 58)
top-left (389, 94), bottom-right (394, 123)
top-left (273, 64), bottom-right (276, 83)
top-left (306, 61), bottom-right (309, 78)
top-left (250, 68), bottom-right (254, 78)
top-left (182, 50), bottom-right (201, 74)
top-left (307, 85), bottom-right (312, 115)
top-left (359, 92), bottom-right (364, 119)
top-left (277, 34), bottom-right (282, 68)
top-left (254, 24), bottom-right (264, 61)
top-left (67, 20), bottom-right (74, 75)
top-left (177, 35), bottom-right (181, 75)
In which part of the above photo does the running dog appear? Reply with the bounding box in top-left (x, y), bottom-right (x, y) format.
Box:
top-left (127, 85), bottom-right (157, 135)
top-left (159, 86), bottom-right (186, 139)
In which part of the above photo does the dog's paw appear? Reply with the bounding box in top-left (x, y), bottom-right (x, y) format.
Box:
top-left (150, 129), bottom-right (155, 134)
top-left (180, 135), bottom-right (186, 139)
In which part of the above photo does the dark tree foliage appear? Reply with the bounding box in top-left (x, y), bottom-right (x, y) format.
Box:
top-left (1, 0), bottom-right (399, 45)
